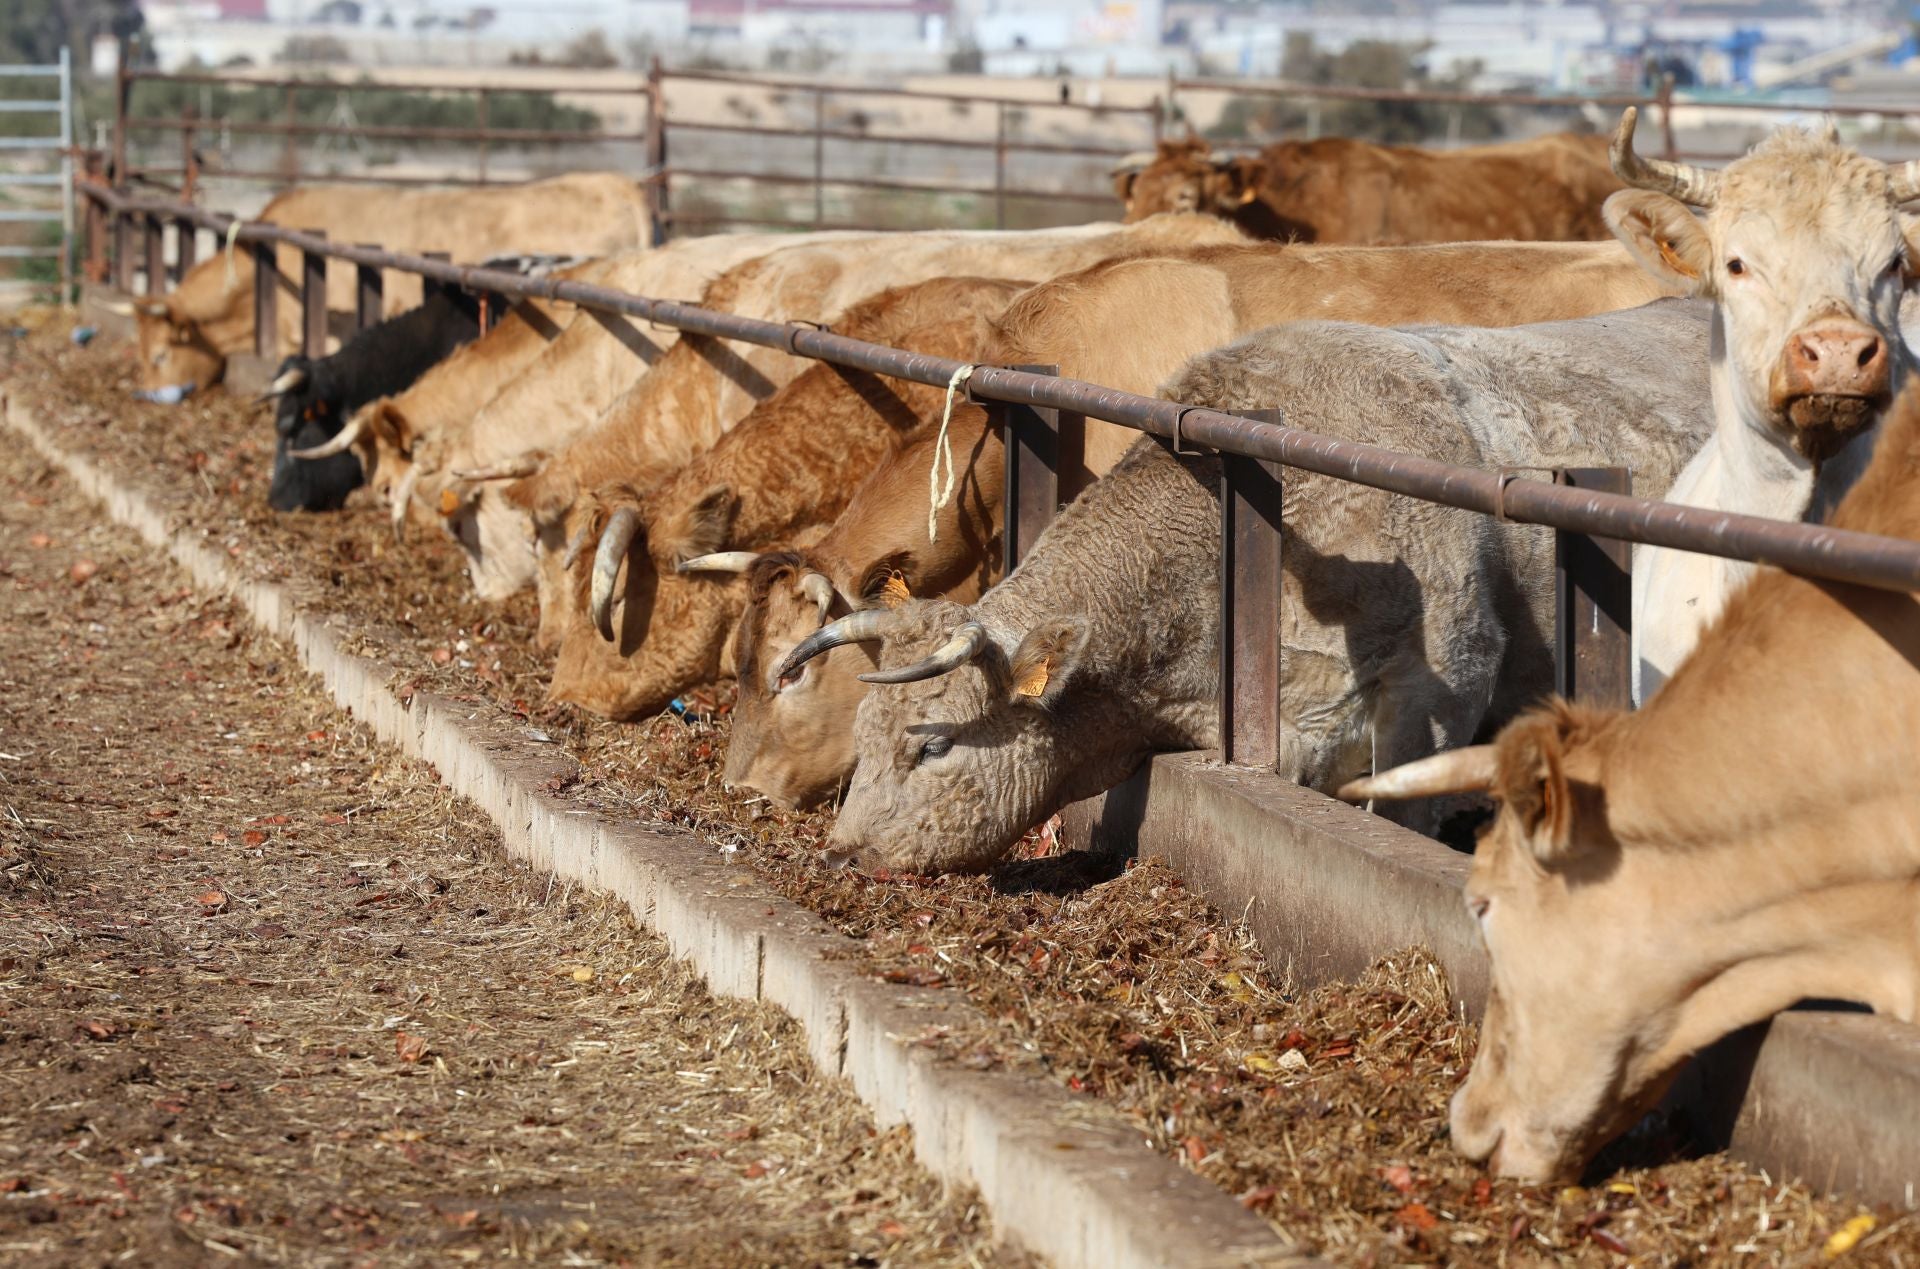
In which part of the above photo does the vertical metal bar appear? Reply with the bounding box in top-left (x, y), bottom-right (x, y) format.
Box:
top-left (477, 291), bottom-right (493, 336)
top-left (111, 54), bottom-right (129, 190)
top-left (300, 229), bottom-right (327, 358)
top-left (112, 208), bottom-right (132, 293)
top-left (994, 102), bottom-right (1007, 230)
top-left (58, 47), bottom-right (73, 307)
top-left (142, 211), bottom-right (164, 295)
top-left (644, 58), bottom-right (669, 246)
top-left (475, 88), bottom-right (489, 185)
top-left (85, 187), bottom-right (106, 287)
top-left (1656, 76), bottom-right (1678, 159)
top-left (420, 251), bottom-right (451, 306)
top-left (1553, 467), bottom-right (1634, 711)
top-left (252, 239), bottom-right (278, 359)
top-left (1149, 93), bottom-right (1163, 144)
top-left (280, 83), bottom-right (299, 184)
top-left (173, 215), bottom-right (196, 281)
top-left (1219, 409), bottom-right (1286, 768)
top-left (180, 105), bottom-right (199, 202)
top-left (812, 88), bottom-right (825, 225)
top-left (355, 246), bottom-right (382, 332)
top-left (995, 364), bottom-right (1061, 576)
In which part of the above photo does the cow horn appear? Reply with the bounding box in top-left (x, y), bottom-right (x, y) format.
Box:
top-left (1336, 746), bottom-right (1499, 803)
top-left (561, 521), bottom-right (593, 572)
top-left (290, 413), bottom-right (365, 460)
top-left (799, 571), bottom-right (836, 621)
top-left (135, 298), bottom-right (171, 318)
top-left (1610, 106), bottom-right (1719, 207)
top-left (450, 456), bottom-right (541, 482)
top-left (94, 297), bottom-right (137, 317)
top-left (257, 366), bottom-right (308, 402)
top-left (1888, 158), bottom-right (1920, 205)
top-left (389, 464), bottom-right (421, 543)
top-left (774, 607), bottom-right (893, 685)
top-left (1108, 150), bottom-right (1156, 176)
top-left (677, 551), bottom-right (759, 575)
top-left (859, 620), bottom-right (988, 686)
top-left (591, 507), bottom-right (641, 642)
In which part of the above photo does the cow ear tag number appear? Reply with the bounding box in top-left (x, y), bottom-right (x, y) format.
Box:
top-left (1013, 661), bottom-right (1050, 699)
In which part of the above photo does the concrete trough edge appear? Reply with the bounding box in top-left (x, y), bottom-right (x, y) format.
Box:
top-left (1064, 751), bottom-right (1920, 1208)
top-left (4, 393), bottom-right (1311, 1269)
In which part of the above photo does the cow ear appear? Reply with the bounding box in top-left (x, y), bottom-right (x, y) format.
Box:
top-left (1224, 158), bottom-right (1266, 206)
top-left (662, 483), bottom-right (737, 565)
top-left (1603, 190), bottom-right (1713, 294)
top-left (1493, 712), bottom-right (1578, 866)
top-left (1006, 616), bottom-right (1090, 708)
top-left (1900, 213), bottom-right (1920, 284)
top-left (1113, 170), bottom-right (1138, 204)
top-left (856, 550), bottom-right (918, 607)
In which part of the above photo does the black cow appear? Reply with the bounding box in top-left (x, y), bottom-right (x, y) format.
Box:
top-left (266, 288), bottom-right (484, 512)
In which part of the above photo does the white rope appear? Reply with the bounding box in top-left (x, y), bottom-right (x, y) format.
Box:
top-left (223, 219), bottom-right (242, 291)
top-left (929, 363), bottom-right (974, 543)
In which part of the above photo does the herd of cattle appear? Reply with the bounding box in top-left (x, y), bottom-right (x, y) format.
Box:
top-left (93, 113), bottom-right (1920, 1186)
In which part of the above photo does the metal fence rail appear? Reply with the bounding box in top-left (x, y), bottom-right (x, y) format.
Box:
top-left (1, 48), bottom-right (73, 303)
top-left (78, 179), bottom-right (1920, 761)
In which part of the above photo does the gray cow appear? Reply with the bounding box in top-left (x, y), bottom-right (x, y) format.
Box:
top-left (779, 299), bottom-right (1716, 874)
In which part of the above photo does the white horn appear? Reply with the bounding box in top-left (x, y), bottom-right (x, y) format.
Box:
top-left (388, 464), bottom-right (421, 544)
top-left (676, 551), bottom-right (759, 575)
top-left (591, 507), bottom-right (642, 641)
top-left (451, 456), bottom-right (542, 482)
top-left (859, 621), bottom-right (988, 686)
top-left (1108, 149), bottom-right (1157, 176)
top-left (290, 412), bottom-right (366, 460)
top-left (799, 571), bottom-right (836, 621)
top-left (1337, 746), bottom-right (1499, 803)
top-left (775, 607), bottom-right (893, 686)
top-left (561, 521), bottom-right (593, 573)
top-left (135, 298), bottom-right (171, 318)
top-left (1610, 106), bottom-right (1720, 207)
top-left (258, 366), bottom-right (309, 402)
top-left (94, 297), bottom-right (137, 317)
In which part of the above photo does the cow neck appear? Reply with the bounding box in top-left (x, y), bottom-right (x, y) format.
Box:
top-left (1707, 309), bottom-right (1821, 512)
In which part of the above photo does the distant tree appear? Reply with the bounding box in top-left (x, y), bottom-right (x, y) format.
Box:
top-left (1207, 35), bottom-right (1499, 145)
top-left (2, 0), bottom-right (145, 67)
top-left (279, 34), bottom-right (353, 64)
top-left (557, 29), bottom-right (618, 69)
top-left (947, 37), bottom-right (984, 73)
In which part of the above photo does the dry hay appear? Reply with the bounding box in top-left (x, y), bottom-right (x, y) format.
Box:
top-left (7, 322), bottom-right (1918, 1264)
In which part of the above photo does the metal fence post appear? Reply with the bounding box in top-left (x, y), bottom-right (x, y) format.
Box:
top-left (644, 59), bottom-right (670, 246)
top-left (355, 246), bottom-right (383, 332)
top-left (1656, 76), bottom-right (1678, 160)
top-left (990, 366), bottom-right (1063, 575)
top-left (300, 229), bottom-right (327, 358)
top-left (252, 238), bottom-right (278, 359)
top-left (173, 215), bottom-right (196, 281)
top-left (1219, 409), bottom-right (1286, 768)
top-left (181, 104), bottom-right (200, 202)
top-left (142, 211), bottom-right (165, 295)
top-left (475, 88), bottom-right (490, 185)
top-left (993, 102), bottom-right (1008, 230)
top-left (85, 187), bottom-right (106, 286)
top-left (1553, 467), bottom-right (1634, 711)
top-left (280, 82), bottom-right (299, 184)
top-left (421, 250), bottom-right (451, 307)
top-left (812, 88), bottom-right (826, 224)
top-left (111, 55), bottom-right (129, 187)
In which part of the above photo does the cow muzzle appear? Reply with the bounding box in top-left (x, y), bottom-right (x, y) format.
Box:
top-left (1775, 319), bottom-right (1891, 461)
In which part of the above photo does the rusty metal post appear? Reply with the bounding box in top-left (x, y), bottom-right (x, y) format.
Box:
top-left (180, 104), bottom-right (199, 201)
top-left (812, 88), bottom-right (825, 224)
top-left (644, 58), bottom-right (670, 246)
top-left (355, 245), bottom-right (383, 332)
top-left (1149, 93), bottom-right (1163, 144)
top-left (1553, 467), bottom-right (1634, 711)
top-left (111, 57), bottom-right (130, 188)
top-left (475, 88), bottom-right (489, 184)
top-left (173, 215), bottom-right (196, 281)
top-left (112, 207), bottom-right (133, 293)
top-left (994, 102), bottom-right (1008, 230)
top-left (252, 239), bottom-right (278, 359)
top-left (142, 212), bottom-right (165, 295)
top-left (996, 364), bottom-right (1062, 574)
top-left (280, 82), bottom-right (299, 184)
top-left (1219, 409), bottom-right (1286, 768)
top-left (300, 229), bottom-right (327, 358)
top-left (421, 250), bottom-right (451, 306)
top-left (85, 187), bottom-right (106, 286)
top-left (1656, 76), bottom-right (1678, 159)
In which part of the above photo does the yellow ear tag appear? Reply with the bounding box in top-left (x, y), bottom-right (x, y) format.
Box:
top-left (1014, 661), bottom-right (1050, 699)
top-left (438, 487), bottom-right (461, 517)
top-left (880, 572), bottom-right (912, 609)
top-left (1656, 238), bottom-right (1698, 280)
top-left (1236, 186), bottom-right (1260, 206)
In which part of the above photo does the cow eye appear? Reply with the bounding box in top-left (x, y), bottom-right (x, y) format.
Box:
top-left (1467, 894), bottom-right (1491, 923)
top-left (1889, 252), bottom-right (1905, 277)
top-left (775, 664), bottom-right (804, 692)
top-left (1725, 258), bottom-right (1745, 276)
top-left (915, 735), bottom-right (953, 766)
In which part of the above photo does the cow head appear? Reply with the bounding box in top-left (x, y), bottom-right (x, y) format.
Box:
top-left (725, 552), bottom-right (916, 809)
top-left (261, 358), bottom-right (364, 512)
top-left (775, 599), bottom-right (1110, 874)
top-left (1604, 107), bottom-right (1920, 465)
top-left (1339, 702), bottom-right (1834, 1183)
top-left (1115, 139), bottom-right (1267, 225)
top-left (122, 293), bottom-right (227, 394)
top-left (545, 484), bottom-right (750, 720)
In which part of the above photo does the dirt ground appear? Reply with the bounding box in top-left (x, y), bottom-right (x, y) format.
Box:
top-left (0, 379), bottom-right (1023, 1265)
top-left (8, 318), bottom-right (1920, 1265)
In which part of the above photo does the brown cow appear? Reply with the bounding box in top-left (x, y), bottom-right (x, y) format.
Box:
top-left (723, 405), bottom-right (1002, 808)
top-left (113, 173), bottom-right (652, 393)
top-left (543, 278), bottom-right (1027, 720)
top-left (1115, 134), bottom-right (1620, 244)
top-left (1339, 381), bottom-right (1920, 1185)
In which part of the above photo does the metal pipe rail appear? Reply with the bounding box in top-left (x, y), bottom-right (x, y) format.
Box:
top-left (81, 176), bottom-right (1920, 600)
